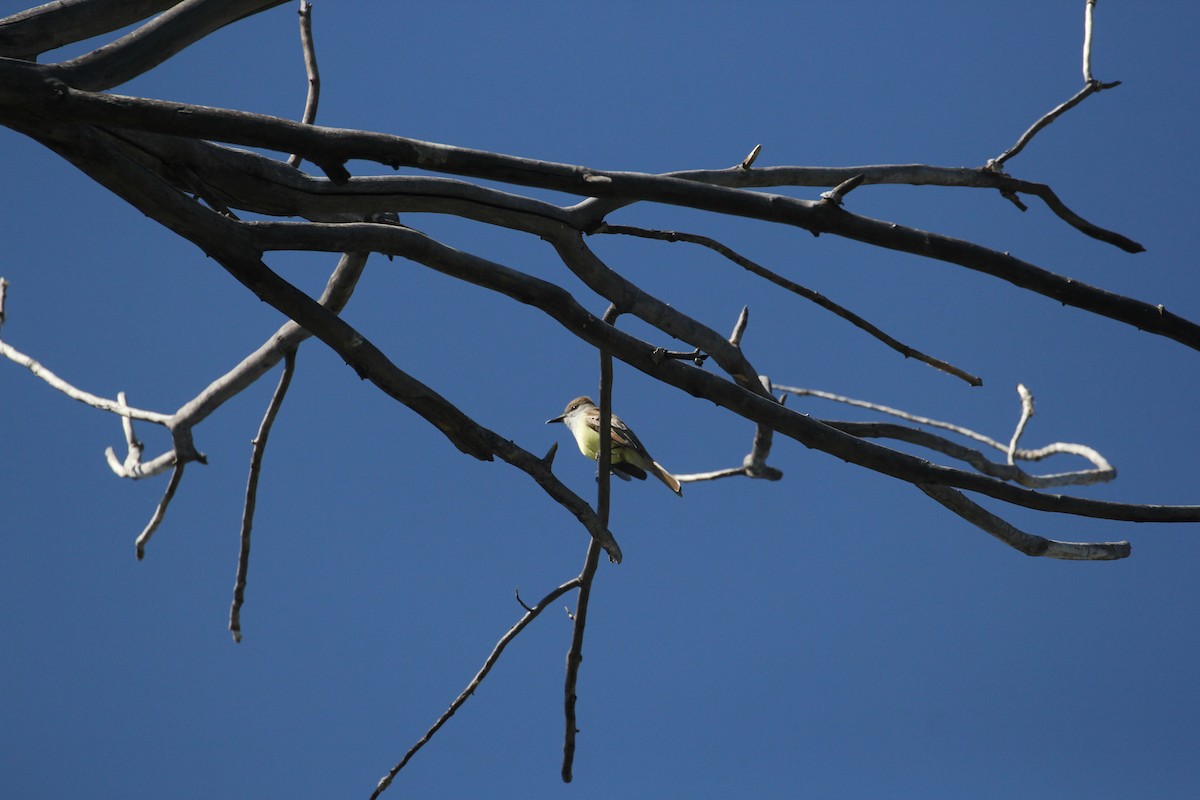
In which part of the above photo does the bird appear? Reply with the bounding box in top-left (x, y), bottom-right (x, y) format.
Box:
top-left (547, 396), bottom-right (682, 496)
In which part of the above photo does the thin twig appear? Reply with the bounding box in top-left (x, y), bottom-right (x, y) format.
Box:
top-left (229, 348), bottom-right (297, 643)
top-left (989, 82), bottom-right (1113, 171)
top-left (134, 459), bottom-right (184, 560)
top-left (1083, 0), bottom-right (1097, 83)
top-left (778, 385), bottom-right (1008, 452)
top-left (0, 338), bottom-right (172, 424)
top-left (675, 377), bottom-right (784, 485)
top-left (563, 541), bottom-right (602, 783)
top-left (988, 1), bottom-right (1119, 171)
top-left (596, 223), bottom-right (981, 386)
top-left (650, 346), bottom-right (708, 367)
top-left (515, 588), bottom-right (534, 613)
top-left (287, 1), bottom-right (319, 168)
top-left (369, 576), bottom-right (582, 800)
top-left (569, 161), bottom-right (1143, 252)
top-left (918, 483), bottom-right (1130, 560)
top-left (117, 391), bottom-right (142, 462)
top-left (1006, 383), bottom-right (1035, 465)
top-left (0, 276), bottom-right (8, 330)
top-left (780, 384), bottom-right (1115, 488)
top-left (102, 391), bottom-right (172, 479)
top-left (827, 420), bottom-right (1114, 489)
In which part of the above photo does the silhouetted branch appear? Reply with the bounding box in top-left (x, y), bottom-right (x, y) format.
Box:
top-left (595, 223), bottom-right (982, 385)
top-left (0, 3), bottom-right (1195, 793)
top-left (370, 575), bottom-right (583, 800)
top-left (235, 218), bottom-right (1196, 522)
top-left (562, 306), bottom-right (620, 784)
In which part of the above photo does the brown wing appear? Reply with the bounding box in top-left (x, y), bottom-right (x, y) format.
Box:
top-left (607, 413), bottom-right (655, 461)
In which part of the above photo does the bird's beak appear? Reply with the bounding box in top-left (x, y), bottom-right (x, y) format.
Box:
top-left (546, 414), bottom-right (565, 424)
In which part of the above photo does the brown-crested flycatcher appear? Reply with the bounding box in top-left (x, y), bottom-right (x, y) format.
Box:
top-left (547, 396), bottom-right (682, 496)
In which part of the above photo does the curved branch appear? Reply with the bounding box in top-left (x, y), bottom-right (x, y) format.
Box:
top-left (989, 79), bottom-right (1121, 171)
top-left (0, 337), bottom-right (172, 424)
top-left (919, 484), bottom-right (1130, 560)
top-left (825, 420), bottom-right (1113, 489)
top-left (49, 0), bottom-right (289, 91)
top-left (0, 0), bottom-right (177, 60)
top-left (134, 457), bottom-right (185, 560)
top-left (780, 384), bottom-right (1115, 488)
top-left (286, 1), bottom-right (318, 169)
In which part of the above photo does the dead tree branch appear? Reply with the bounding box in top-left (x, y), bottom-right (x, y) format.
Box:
top-left (0, 2), bottom-right (1195, 792)
top-left (228, 349), bottom-right (295, 643)
top-left (779, 384), bottom-right (1115, 489)
top-left (370, 575), bottom-right (583, 800)
top-left (988, 0), bottom-right (1120, 172)
top-left (919, 484), bottom-right (1130, 560)
top-left (594, 222), bottom-right (982, 386)
top-left (287, 1), bottom-right (318, 169)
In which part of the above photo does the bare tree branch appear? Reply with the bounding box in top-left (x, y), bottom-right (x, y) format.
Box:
top-left (595, 223), bottom-right (982, 386)
top-left (0, 3), bottom-right (1195, 793)
top-left (987, 0), bottom-right (1120, 171)
top-left (49, 0), bottom-right (289, 91)
top-left (103, 391), bottom-right (176, 480)
top-left (229, 348), bottom-right (295, 644)
top-left (1006, 384), bottom-right (1036, 466)
top-left (780, 384), bottom-right (1115, 489)
top-left (676, 376), bottom-right (785, 485)
top-left (919, 484), bottom-right (1130, 560)
top-left (5, 81), bottom-right (1176, 343)
top-left (287, 0), bottom-right (318, 169)
top-left (0, 0), bottom-right (177, 60)
top-left (1083, 0), bottom-right (1099, 83)
top-left (236, 219), bottom-right (1199, 523)
top-left (574, 164), bottom-right (1144, 252)
top-left (562, 305), bottom-right (621, 784)
top-left (369, 575), bottom-right (582, 800)
top-left (0, 335), bottom-right (172, 425)
top-left (134, 458), bottom-right (184, 560)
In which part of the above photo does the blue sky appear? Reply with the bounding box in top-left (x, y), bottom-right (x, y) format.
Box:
top-left (2, 2), bottom-right (1199, 798)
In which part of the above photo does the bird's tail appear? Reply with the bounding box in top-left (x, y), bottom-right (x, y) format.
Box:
top-left (650, 461), bottom-right (683, 496)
